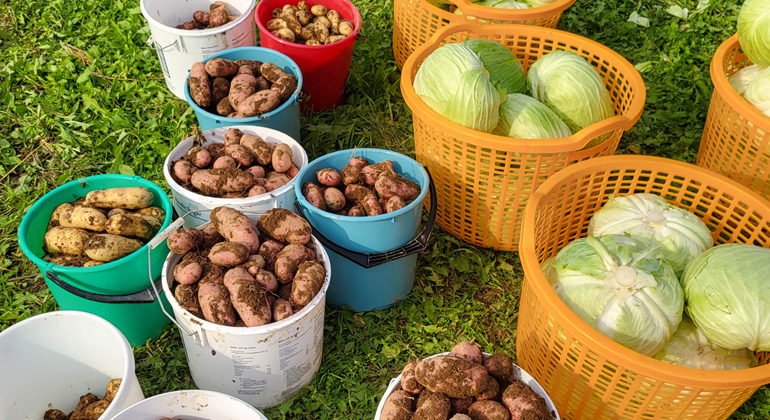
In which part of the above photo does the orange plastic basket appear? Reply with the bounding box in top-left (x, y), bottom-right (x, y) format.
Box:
top-left (400, 23), bottom-right (645, 251)
top-left (517, 155), bottom-right (770, 420)
top-left (696, 33), bottom-right (770, 200)
top-left (393, 0), bottom-right (576, 68)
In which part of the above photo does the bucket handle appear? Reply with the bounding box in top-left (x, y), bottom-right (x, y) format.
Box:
top-left (355, 34), bottom-right (366, 41)
top-left (297, 90), bottom-right (311, 103)
top-left (294, 169), bottom-right (437, 269)
top-left (145, 36), bottom-right (178, 51)
top-left (147, 214), bottom-right (198, 338)
top-left (45, 271), bottom-right (161, 304)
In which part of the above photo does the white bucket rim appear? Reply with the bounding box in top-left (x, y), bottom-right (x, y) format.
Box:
top-left (373, 351), bottom-right (561, 420)
top-left (140, 0), bottom-right (256, 38)
top-left (163, 125), bottom-right (308, 207)
top-left (161, 228), bottom-right (331, 336)
top-left (0, 310), bottom-right (138, 417)
top-left (112, 389), bottom-right (269, 419)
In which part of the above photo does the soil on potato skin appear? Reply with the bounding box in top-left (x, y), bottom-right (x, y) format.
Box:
top-left (503, 380), bottom-right (552, 420)
top-left (173, 283), bottom-right (202, 317)
top-left (257, 209), bottom-right (311, 243)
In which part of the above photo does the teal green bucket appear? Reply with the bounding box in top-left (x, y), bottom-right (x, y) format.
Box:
top-left (18, 175), bottom-right (174, 346)
top-left (294, 149), bottom-right (435, 311)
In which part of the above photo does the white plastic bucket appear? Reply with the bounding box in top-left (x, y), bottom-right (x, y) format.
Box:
top-left (112, 389), bottom-right (268, 419)
top-left (163, 125), bottom-right (309, 228)
top-left (0, 311), bottom-right (144, 419)
top-left (140, 0), bottom-right (257, 99)
top-left (160, 216), bottom-right (331, 409)
top-left (373, 352), bottom-right (561, 420)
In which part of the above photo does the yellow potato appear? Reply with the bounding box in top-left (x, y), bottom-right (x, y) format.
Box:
top-left (105, 213), bottom-right (159, 241)
top-left (44, 226), bottom-right (91, 255)
top-left (85, 187), bottom-right (154, 210)
top-left (84, 234), bottom-right (144, 262)
top-left (59, 205), bottom-right (108, 232)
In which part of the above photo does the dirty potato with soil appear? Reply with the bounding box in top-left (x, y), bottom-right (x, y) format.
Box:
top-left (381, 340), bottom-right (555, 420)
top-left (167, 207), bottom-right (326, 327)
top-left (187, 58), bottom-right (299, 117)
top-left (170, 127), bottom-right (300, 200)
top-left (43, 379), bottom-right (121, 420)
top-left (266, 1), bottom-right (355, 45)
top-left (176, 1), bottom-right (241, 30)
top-left (302, 156), bottom-right (421, 216)
top-left (42, 187), bottom-right (165, 267)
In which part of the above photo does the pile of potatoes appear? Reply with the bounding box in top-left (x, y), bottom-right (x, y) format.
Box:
top-left (171, 127), bottom-right (299, 199)
top-left (43, 187), bottom-right (165, 267)
top-left (302, 157), bottom-right (421, 216)
top-left (43, 379), bottom-right (121, 420)
top-left (266, 1), bottom-right (355, 45)
top-left (187, 57), bottom-right (298, 118)
top-left (380, 340), bottom-right (554, 420)
top-left (167, 207), bottom-right (326, 327)
top-left (176, 1), bottom-right (239, 30)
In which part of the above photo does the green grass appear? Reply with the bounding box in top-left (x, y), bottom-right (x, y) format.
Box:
top-left (1, 0), bottom-right (769, 418)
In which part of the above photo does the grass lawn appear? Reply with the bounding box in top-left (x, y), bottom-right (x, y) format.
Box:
top-left (1, 0), bottom-right (769, 418)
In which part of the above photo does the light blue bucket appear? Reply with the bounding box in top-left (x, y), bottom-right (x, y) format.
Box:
top-left (183, 46), bottom-right (305, 141)
top-left (294, 148), bottom-right (435, 311)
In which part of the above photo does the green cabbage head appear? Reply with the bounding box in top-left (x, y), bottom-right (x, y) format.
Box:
top-left (587, 193), bottom-right (714, 276)
top-left (738, 0), bottom-right (770, 67)
top-left (653, 315), bottom-right (757, 370)
top-left (682, 243), bottom-right (770, 352)
top-left (526, 0), bottom-right (557, 7)
top-left (463, 39), bottom-right (527, 95)
top-left (543, 235), bottom-right (683, 356)
top-left (744, 65), bottom-right (770, 117)
top-left (728, 64), bottom-right (765, 96)
top-left (493, 93), bottom-right (572, 139)
top-left (527, 50), bottom-right (614, 134)
top-left (414, 43), bottom-right (501, 132)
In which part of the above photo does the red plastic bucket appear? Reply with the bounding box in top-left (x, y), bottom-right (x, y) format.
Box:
top-left (255, 0), bottom-right (362, 111)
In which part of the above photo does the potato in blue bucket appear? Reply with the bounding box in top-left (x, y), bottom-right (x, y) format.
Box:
top-left (294, 148), bottom-right (436, 311)
top-left (184, 46), bottom-right (304, 142)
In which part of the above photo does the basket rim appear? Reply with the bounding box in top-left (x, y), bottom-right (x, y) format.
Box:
top-left (400, 23), bottom-right (646, 153)
top-left (710, 33), bottom-right (770, 130)
top-left (434, 0), bottom-right (576, 20)
top-left (519, 154), bottom-right (770, 387)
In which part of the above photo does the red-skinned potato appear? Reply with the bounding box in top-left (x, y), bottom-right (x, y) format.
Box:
top-left (258, 238), bottom-right (285, 269)
top-left (273, 243), bottom-right (311, 283)
top-left (450, 340), bottom-right (484, 365)
top-left (257, 208), bottom-right (312, 245)
top-left (272, 298), bottom-right (294, 321)
top-left (467, 400), bottom-right (510, 420)
top-left (380, 390), bottom-right (414, 420)
top-left (414, 355), bottom-right (493, 399)
top-left (208, 241), bottom-right (250, 267)
top-left (191, 168), bottom-right (254, 196)
top-left (413, 390), bottom-right (451, 420)
top-left (213, 155), bottom-right (237, 169)
top-left (224, 127), bottom-right (244, 146)
top-left (198, 279), bottom-right (237, 326)
top-left (303, 182), bottom-right (327, 210)
top-left (290, 260), bottom-right (326, 306)
top-left (400, 359), bottom-right (424, 395)
top-left (323, 187), bottom-right (346, 212)
top-left (272, 144), bottom-right (293, 173)
top-left (210, 206), bottom-right (261, 253)
top-left (316, 168), bottom-right (341, 186)
top-left (174, 259), bottom-right (203, 285)
top-left (223, 268), bottom-right (272, 327)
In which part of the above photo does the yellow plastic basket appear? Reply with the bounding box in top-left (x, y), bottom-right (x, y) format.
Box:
top-left (696, 33), bottom-right (770, 200)
top-left (400, 23), bottom-right (645, 251)
top-left (517, 155), bottom-right (770, 420)
top-left (393, 0), bottom-right (576, 68)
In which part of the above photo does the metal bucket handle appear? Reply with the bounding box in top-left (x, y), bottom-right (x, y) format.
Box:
top-left (145, 206), bottom-right (286, 341)
top-left (45, 270), bottom-right (162, 304)
top-left (294, 169), bottom-right (436, 269)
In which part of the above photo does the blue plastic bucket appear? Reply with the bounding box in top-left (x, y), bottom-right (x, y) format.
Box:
top-left (18, 175), bottom-right (174, 346)
top-left (294, 148), bottom-right (435, 311)
top-left (184, 46), bottom-right (304, 141)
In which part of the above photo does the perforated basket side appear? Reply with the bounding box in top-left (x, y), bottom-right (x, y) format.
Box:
top-left (392, 0), bottom-right (575, 68)
top-left (400, 23), bottom-right (645, 251)
top-left (517, 155), bottom-right (770, 420)
top-left (696, 33), bottom-right (770, 200)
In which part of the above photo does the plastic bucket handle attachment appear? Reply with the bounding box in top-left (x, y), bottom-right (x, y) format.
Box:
top-left (294, 169), bottom-right (436, 269)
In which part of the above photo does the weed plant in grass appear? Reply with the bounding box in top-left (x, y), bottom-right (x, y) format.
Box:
top-left (1, 0), bottom-right (769, 418)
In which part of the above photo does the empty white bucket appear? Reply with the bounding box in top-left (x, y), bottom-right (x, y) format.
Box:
top-left (0, 311), bottom-right (144, 419)
top-left (163, 125), bottom-right (308, 228)
top-left (160, 216), bottom-right (331, 409)
top-left (140, 0), bottom-right (257, 99)
top-left (112, 389), bottom-right (268, 419)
